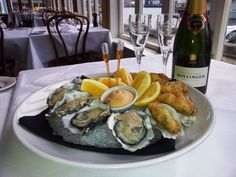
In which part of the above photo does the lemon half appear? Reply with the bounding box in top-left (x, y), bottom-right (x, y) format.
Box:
top-left (81, 79), bottom-right (109, 98)
top-left (131, 71), bottom-right (151, 99)
top-left (98, 77), bottom-right (127, 88)
top-left (134, 82), bottom-right (161, 106)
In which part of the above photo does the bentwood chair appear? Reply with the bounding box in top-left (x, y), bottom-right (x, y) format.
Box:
top-left (46, 14), bottom-right (90, 67)
top-left (0, 26), bottom-right (15, 76)
top-left (42, 10), bottom-right (74, 26)
top-left (42, 10), bottom-right (57, 25)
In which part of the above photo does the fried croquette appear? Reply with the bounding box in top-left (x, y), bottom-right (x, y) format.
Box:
top-left (150, 73), bottom-right (170, 85)
top-left (148, 101), bottom-right (182, 134)
top-left (161, 81), bottom-right (189, 96)
top-left (158, 92), bottom-right (198, 116)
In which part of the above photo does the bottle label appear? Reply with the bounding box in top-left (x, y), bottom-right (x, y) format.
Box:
top-left (174, 65), bottom-right (208, 87)
top-left (183, 12), bottom-right (207, 35)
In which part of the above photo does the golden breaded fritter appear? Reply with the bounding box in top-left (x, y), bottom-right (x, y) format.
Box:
top-left (148, 101), bottom-right (182, 134)
top-left (157, 92), bottom-right (198, 116)
top-left (161, 81), bottom-right (189, 96)
top-left (150, 73), bottom-right (170, 85)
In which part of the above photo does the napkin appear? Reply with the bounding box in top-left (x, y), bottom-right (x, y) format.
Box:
top-left (19, 109), bottom-right (175, 155)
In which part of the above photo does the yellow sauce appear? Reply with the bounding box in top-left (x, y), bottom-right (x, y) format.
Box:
top-left (106, 89), bottom-right (134, 108)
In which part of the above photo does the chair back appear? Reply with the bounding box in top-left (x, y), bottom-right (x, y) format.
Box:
top-left (46, 14), bottom-right (90, 66)
top-left (42, 10), bottom-right (57, 25)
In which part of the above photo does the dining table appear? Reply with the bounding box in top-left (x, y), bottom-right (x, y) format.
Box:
top-left (33, 16), bottom-right (45, 27)
top-left (3, 26), bottom-right (112, 72)
top-left (28, 26), bottom-right (113, 68)
top-left (3, 27), bottom-right (32, 73)
top-left (0, 55), bottom-right (235, 177)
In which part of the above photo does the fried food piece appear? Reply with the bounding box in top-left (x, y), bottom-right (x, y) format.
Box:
top-left (158, 92), bottom-right (197, 116)
top-left (131, 73), bottom-right (170, 85)
top-left (148, 101), bottom-right (182, 134)
top-left (161, 81), bottom-right (189, 96)
top-left (150, 73), bottom-right (170, 85)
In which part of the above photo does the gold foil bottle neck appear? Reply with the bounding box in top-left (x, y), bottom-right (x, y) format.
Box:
top-left (186, 0), bottom-right (207, 15)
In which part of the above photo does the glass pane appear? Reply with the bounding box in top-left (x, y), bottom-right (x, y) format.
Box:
top-left (223, 0), bottom-right (236, 64)
top-left (123, 0), bottom-right (135, 36)
top-left (0, 0), bottom-right (8, 14)
top-left (122, 0), bottom-right (212, 47)
top-left (91, 0), bottom-right (102, 25)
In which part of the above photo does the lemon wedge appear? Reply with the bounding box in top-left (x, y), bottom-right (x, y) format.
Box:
top-left (115, 68), bottom-right (133, 86)
top-left (98, 77), bottom-right (127, 87)
top-left (131, 71), bottom-right (151, 99)
top-left (134, 82), bottom-right (161, 106)
top-left (81, 79), bottom-right (109, 98)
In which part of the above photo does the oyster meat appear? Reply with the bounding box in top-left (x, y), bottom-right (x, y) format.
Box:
top-left (70, 100), bottom-right (111, 133)
top-left (47, 78), bottom-right (83, 109)
top-left (114, 111), bottom-right (147, 145)
top-left (108, 110), bottom-right (155, 152)
top-left (52, 93), bottom-right (93, 118)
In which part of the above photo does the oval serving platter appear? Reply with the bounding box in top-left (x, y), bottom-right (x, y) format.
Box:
top-left (12, 74), bottom-right (215, 169)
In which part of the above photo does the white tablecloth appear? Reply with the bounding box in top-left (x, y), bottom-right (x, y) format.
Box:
top-left (33, 16), bottom-right (44, 27)
top-left (0, 86), bottom-right (14, 139)
top-left (3, 26), bottom-right (112, 71)
top-left (4, 28), bottom-right (32, 72)
top-left (28, 26), bottom-right (113, 69)
top-left (0, 55), bottom-right (236, 177)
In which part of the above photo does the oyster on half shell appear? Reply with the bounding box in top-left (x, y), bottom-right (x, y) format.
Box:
top-left (108, 110), bottom-right (154, 152)
top-left (53, 93), bottom-right (93, 118)
top-left (70, 99), bottom-right (111, 134)
top-left (47, 77), bottom-right (83, 109)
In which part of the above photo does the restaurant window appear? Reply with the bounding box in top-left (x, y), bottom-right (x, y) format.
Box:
top-left (82, 0), bottom-right (102, 24)
top-left (32, 0), bottom-right (46, 10)
top-left (120, 0), bottom-right (212, 50)
top-left (11, 0), bottom-right (32, 11)
top-left (0, 0), bottom-right (8, 13)
top-left (223, 0), bottom-right (236, 64)
top-left (44, 0), bottom-right (102, 25)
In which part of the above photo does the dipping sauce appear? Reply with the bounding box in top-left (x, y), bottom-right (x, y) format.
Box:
top-left (106, 89), bottom-right (134, 108)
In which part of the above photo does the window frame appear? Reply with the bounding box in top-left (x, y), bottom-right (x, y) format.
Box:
top-left (117, 0), bottom-right (232, 60)
top-left (23, 0), bottom-right (232, 60)
top-left (117, 0), bottom-right (176, 51)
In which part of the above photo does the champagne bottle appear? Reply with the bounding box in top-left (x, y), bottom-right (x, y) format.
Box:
top-left (172, 0), bottom-right (212, 94)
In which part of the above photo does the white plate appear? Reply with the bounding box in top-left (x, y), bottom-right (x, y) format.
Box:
top-left (0, 76), bottom-right (16, 91)
top-left (12, 79), bottom-right (215, 169)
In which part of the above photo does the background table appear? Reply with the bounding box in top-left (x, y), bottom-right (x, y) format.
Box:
top-left (2, 26), bottom-right (112, 72)
top-left (4, 28), bottom-right (32, 73)
top-left (33, 16), bottom-right (44, 27)
top-left (0, 55), bottom-right (236, 177)
top-left (28, 26), bottom-right (113, 68)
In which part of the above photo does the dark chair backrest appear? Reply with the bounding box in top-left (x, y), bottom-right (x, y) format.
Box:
top-left (42, 10), bottom-right (57, 26)
top-left (46, 14), bottom-right (90, 66)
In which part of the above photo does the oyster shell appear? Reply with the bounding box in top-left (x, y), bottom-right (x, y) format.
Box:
top-left (47, 77), bottom-right (83, 109)
top-left (108, 110), bottom-right (154, 152)
top-left (53, 94), bottom-right (93, 118)
top-left (47, 83), bottom-right (74, 108)
top-left (70, 100), bottom-right (111, 134)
